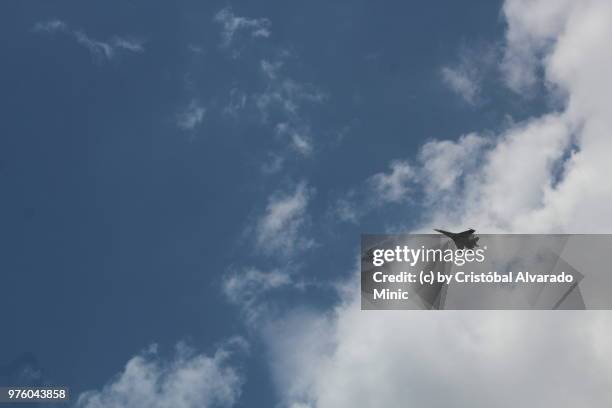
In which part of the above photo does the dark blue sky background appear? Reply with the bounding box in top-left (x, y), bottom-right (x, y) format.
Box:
top-left (0, 1), bottom-right (548, 406)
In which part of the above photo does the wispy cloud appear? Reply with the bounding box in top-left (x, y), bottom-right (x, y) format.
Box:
top-left (441, 66), bottom-right (480, 104)
top-left (261, 153), bottom-right (285, 174)
top-left (224, 268), bottom-right (291, 303)
top-left (254, 57), bottom-right (326, 156)
top-left (214, 7), bottom-right (271, 48)
top-left (255, 181), bottom-right (314, 257)
top-left (328, 163), bottom-right (414, 224)
top-left (331, 194), bottom-right (361, 224)
top-left (440, 43), bottom-right (497, 105)
top-left (111, 37), bottom-right (145, 53)
top-left (223, 267), bottom-right (294, 323)
top-left (176, 100), bottom-right (206, 130)
top-left (255, 74), bottom-right (326, 122)
top-left (223, 88), bottom-right (248, 116)
top-left (33, 19), bottom-right (144, 60)
top-left (211, 8), bottom-right (326, 162)
top-left (275, 122), bottom-right (313, 156)
top-left (76, 340), bottom-right (246, 408)
top-left (73, 31), bottom-right (114, 59)
top-left (33, 20), bottom-right (67, 32)
top-left (260, 59), bottom-right (283, 80)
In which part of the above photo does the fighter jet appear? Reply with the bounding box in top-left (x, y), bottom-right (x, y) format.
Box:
top-left (434, 228), bottom-right (479, 249)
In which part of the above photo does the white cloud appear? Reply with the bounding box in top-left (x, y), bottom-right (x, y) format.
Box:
top-left (267, 306), bottom-right (612, 408)
top-left (255, 182), bottom-right (314, 257)
top-left (500, 0), bottom-right (575, 93)
top-left (223, 267), bottom-right (294, 323)
top-left (275, 123), bottom-right (313, 156)
top-left (33, 20), bottom-right (144, 60)
top-left (263, 1), bottom-right (612, 407)
top-left (112, 37), bottom-right (145, 53)
top-left (214, 7), bottom-right (271, 47)
top-left (223, 88), bottom-right (248, 116)
top-left (255, 77), bottom-right (326, 123)
top-left (33, 19), bottom-right (67, 33)
top-left (441, 66), bottom-right (480, 104)
top-left (418, 133), bottom-right (489, 196)
top-left (224, 268), bottom-right (291, 305)
top-left (261, 153), bottom-right (285, 174)
top-left (368, 160), bottom-right (414, 203)
top-left (261, 59), bottom-right (283, 80)
top-left (441, 44), bottom-right (497, 105)
top-left (424, 114), bottom-right (572, 232)
top-left (76, 341), bottom-right (246, 408)
top-left (418, 0), bottom-right (612, 234)
top-left (332, 195), bottom-right (360, 224)
top-left (254, 57), bottom-right (325, 158)
top-left (216, 39), bottom-right (325, 160)
top-left (332, 159), bottom-right (417, 222)
top-left (177, 100), bottom-right (206, 130)
top-left (290, 133), bottom-right (312, 156)
top-left (74, 31), bottom-right (115, 59)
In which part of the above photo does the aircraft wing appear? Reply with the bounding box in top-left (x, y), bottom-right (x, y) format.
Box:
top-left (455, 228), bottom-right (475, 238)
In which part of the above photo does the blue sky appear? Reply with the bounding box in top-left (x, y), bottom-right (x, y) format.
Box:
top-left (3, 1), bottom-right (612, 407)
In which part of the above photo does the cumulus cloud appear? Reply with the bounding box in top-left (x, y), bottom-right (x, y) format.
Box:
top-left (255, 182), bottom-right (314, 257)
top-left (214, 7), bottom-right (271, 47)
top-left (267, 306), bottom-right (612, 408)
top-left (263, 1), bottom-right (612, 407)
top-left (76, 341), bottom-right (246, 408)
top-left (176, 100), bottom-right (206, 130)
top-left (416, 0), bottom-right (612, 235)
top-left (418, 133), bottom-right (490, 196)
top-left (332, 134), bottom-right (489, 223)
top-left (33, 19), bottom-right (144, 60)
top-left (500, 0), bottom-right (575, 93)
top-left (368, 160), bottom-right (414, 203)
top-left (419, 114), bottom-right (573, 232)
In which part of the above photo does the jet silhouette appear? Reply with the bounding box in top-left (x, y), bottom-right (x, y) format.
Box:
top-left (434, 228), bottom-right (479, 249)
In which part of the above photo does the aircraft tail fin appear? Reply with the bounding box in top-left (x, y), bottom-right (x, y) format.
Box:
top-left (434, 229), bottom-right (454, 238)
